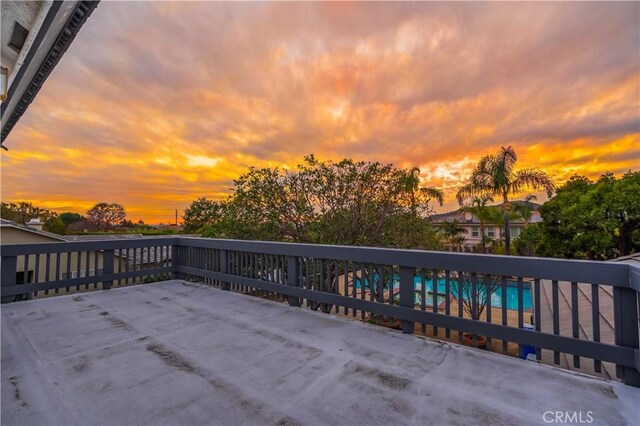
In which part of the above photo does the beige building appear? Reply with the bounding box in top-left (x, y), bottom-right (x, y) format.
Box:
top-left (1, 219), bottom-right (171, 290)
top-left (431, 202), bottom-right (542, 252)
top-left (0, 219), bottom-right (121, 285)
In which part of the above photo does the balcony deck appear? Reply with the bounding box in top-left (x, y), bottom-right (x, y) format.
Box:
top-left (2, 280), bottom-right (639, 425)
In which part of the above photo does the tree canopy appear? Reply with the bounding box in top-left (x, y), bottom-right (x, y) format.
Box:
top-left (59, 212), bottom-right (85, 225)
top-left (183, 198), bottom-right (226, 233)
top-left (517, 172), bottom-right (640, 260)
top-left (86, 203), bottom-right (127, 231)
top-left (1, 202), bottom-right (57, 224)
top-left (192, 155), bottom-right (444, 249)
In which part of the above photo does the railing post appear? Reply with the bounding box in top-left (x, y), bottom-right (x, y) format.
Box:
top-left (399, 266), bottom-right (414, 334)
top-left (171, 244), bottom-right (180, 280)
top-left (103, 249), bottom-right (114, 290)
top-left (220, 250), bottom-right (230, 291)
top-left (613, 286), bottom-right (640, 387)
top-left (286, 256), bottom-right (301, 307)
top-left (1, 255), bottom-right (17, 304)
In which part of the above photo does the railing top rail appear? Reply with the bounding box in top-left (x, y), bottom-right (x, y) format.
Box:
top-left (1, 237), bottom-right (179, 256)
top-left (1, 236), bottom-right (633, 288)
top-left (177, 237), bottom-right (632, 288)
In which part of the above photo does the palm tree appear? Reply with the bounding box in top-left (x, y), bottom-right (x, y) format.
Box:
top-left (456, 146), bottom-right (555, 255)
top-left (460, 196), bottom-right (502, 253)
top-left (440, 219), bottom-right (468, 252)
top-left (512, 194), bottom-right (537, 227)
top-left (399, 167), bottom-right (444, 216)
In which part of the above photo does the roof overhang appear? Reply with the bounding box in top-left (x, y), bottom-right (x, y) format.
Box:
top-left (1, 0), bottom-right (100, 147)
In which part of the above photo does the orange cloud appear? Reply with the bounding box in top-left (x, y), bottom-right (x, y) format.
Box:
top-left (1, 2), bottom-right (638, 223)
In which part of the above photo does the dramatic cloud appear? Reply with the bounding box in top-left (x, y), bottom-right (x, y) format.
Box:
top-left (2, 1), bottom-right (639, 221)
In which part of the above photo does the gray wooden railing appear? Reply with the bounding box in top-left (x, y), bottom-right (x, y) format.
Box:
top-left (2, 237), bottom-right (639, 387)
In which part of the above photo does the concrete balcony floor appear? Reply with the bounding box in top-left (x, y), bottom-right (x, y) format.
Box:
top-left (2, 280), bottom-right (638, 425)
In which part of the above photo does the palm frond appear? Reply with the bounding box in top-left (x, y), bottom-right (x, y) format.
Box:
top-left (456, 181), bottom-right (493, 205)
top-left (420, 187), bottom-right (445, 206)
top-left (512, 169), bottom-right (556, 196)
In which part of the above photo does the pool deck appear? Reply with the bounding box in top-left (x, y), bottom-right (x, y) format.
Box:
top-left (2, 280), bottom-right (639, 425)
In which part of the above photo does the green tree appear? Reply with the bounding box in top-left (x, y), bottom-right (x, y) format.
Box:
top-left (183, 197), bottom-right (227, 233)
top-left (44, 216), bottom-right (66, 234)
top-left (440, 220), bottom-right (468, 252)
top-left (1, 202), bottom-right (56, 224)
top-left (86, 203), bottom-right (126, 231)
top-left (379, 213), bottom-right (444, 250)
top-left (514, 222), bottom-right (544, 256)
top-left (535, 172), bottom-right (640, 259)
top-left (512, 194), bottom-right (538, 226)
top-left (59, 212), bottom-right (84, 225)
top-left (456, 146), bottom-right (556, 255)
top-left (199, 154), bottom-right (445, 249)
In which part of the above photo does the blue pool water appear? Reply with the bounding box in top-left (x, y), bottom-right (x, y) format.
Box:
top-left (355, 275), bottom-right (532, 311)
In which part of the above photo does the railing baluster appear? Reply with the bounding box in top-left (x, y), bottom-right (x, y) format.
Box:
top-left (368, 263), bottom-right (374, 305)
top-left (76, 251), bottom-right (82, 291)
top-left (534, 278), bottom-right (542, 361)
top-left (24, 255), bottom-right (30, 289)
top-left (552, 279), bottom-right (560, 365)
top-left (360, 263), bottom-right (365, 320)
top-left (55, 253), bottom-right (61, 293)
top-left (344, 261), bottom-right (349, 316)
top-left (94, 249), bottom-right (99, 288)
top-left (591, 284), bottom-right (601, 373)
top-left (44, 253), bottom-right (51, 295)
top-left (432, 268), bottom-right (438, 336)
top-left (388, 266), bottom-right (394, 308)
top-left (517, 276), bottom-right (524, 355)
top-left (486, 273), bottom-right (492, 348)
top-left (471, 273), bottom-right (478, 346)
top-left (125, 248), bottom-right (130, 284)
top-left (571, 281), bottom-right (580, 368)
top-left (457, 271), bottom-right (464, 343)
top-left (445, 270), bottom-right (451, 338)
top-left (85, 250), bottom-right (91, 288)
top-left (34, 254), bottom-right (40, 298)
top-left (501, 276), bottom-right (508, 353)
top-left (63, 251), bottom-right (72, 293)
top-left (352, 261), bottom-right (357, 318)
top-left (377, 265), bottom-right (383, 307)
top-left (420, 269), bottom-right (426, 334)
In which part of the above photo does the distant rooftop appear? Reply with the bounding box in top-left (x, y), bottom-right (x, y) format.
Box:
top-left (431, 200), bottom-right (542, 223)
top-left (2, 280), bottom-right (638, 425)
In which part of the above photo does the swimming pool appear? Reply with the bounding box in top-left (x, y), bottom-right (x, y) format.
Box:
top-left (355, 275), bottom-right (532, 311)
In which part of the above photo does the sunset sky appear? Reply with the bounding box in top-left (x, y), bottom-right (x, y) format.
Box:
top-left (1, 1), bottom-right (639, 223)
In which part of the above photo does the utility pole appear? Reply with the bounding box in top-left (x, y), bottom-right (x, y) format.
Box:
top-left (175, 209), bottom-right (178, 226)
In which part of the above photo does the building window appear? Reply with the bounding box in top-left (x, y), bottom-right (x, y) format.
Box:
top-left (486, 227), bottom-right (495, 238)
top-left (471, 227), bottom-right (479, 237)
top-left (510, 227), bottom-right (521, 238)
